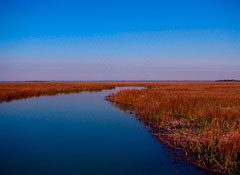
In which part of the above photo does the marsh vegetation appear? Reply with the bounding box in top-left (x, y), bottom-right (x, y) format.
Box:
top-left (0, 82), bottom-right (147, 103)
top-left (107, 82), bottom-right (240, 174)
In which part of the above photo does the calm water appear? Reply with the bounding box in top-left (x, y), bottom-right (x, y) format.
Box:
top-left (0, 87), bottom-right (206, 175)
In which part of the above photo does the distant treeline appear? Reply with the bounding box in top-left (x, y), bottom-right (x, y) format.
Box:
top-left (216, 79), bottom-right (240, 82)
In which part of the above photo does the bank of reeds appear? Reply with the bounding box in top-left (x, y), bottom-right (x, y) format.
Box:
top-left (0, 82), bottom-right (149, 103)
top-left (0, 82), bottom-right (116, 102)
top-left (107, 82), bottom-right (240, 174)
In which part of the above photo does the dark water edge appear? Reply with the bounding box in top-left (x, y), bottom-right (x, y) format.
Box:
top-left (0, 87), bottom-right (207, 175)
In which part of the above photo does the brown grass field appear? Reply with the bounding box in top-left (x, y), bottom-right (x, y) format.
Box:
top-left (0, 82), bottom-right (239, 174)
top-left (0, 82), bottom-right (147, 103)
top-left (107, 82), bottom-right (240, 174)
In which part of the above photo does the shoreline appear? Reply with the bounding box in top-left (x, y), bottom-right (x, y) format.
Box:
top-left (106, 82), bottom-right (240, 174)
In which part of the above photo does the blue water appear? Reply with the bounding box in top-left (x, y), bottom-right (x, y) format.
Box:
top-left (0, 87), bottom-right (206, 175)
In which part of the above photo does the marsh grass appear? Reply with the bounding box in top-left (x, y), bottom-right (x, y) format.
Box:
top-left (0, 82), bottom-right (113, 102)
top-left (0, 82), bottom-right (149, 103)
top-left (107, 82), bottom-right (240, 174)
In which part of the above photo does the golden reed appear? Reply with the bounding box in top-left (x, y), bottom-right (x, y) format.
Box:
top-left (107, 82), bottom-right (240, 174)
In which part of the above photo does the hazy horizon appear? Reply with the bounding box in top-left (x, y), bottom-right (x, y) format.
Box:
top-left (1, 0), bottom-right (240, 81)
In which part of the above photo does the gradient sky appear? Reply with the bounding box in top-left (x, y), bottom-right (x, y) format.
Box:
top-left (0, 0), bottom-right (240, 81)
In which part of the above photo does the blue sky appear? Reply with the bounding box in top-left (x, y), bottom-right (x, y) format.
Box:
top-left (0, 0), bottom-right (240, 81)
